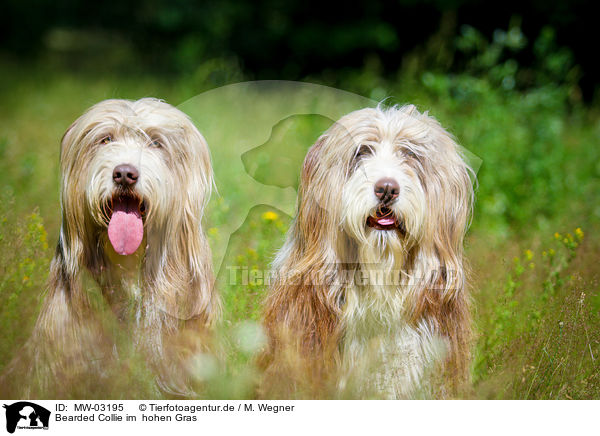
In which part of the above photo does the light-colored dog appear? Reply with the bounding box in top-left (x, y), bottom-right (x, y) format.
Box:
top-left (3, 98), bottom-right (219, 397)
top-left (262, 105), bottom-right (475, 398)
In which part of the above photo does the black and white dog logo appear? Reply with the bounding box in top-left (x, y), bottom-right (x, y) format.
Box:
top-left (3, 402), bottom-right (50, 433)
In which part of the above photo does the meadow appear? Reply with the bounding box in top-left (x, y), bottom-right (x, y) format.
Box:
top-left (0, 25), bottom-right (598, 399)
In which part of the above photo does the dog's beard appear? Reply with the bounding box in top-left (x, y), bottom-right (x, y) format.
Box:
top-left (340, 157), bottom-right (426, 273)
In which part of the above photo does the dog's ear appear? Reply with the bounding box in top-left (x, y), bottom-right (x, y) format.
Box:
top-left (417, 114), bottom-right (474, 296)
top-left (143, 117), bottom-right (219, 327)
top-left (301, 135), bottom-right (327, 185)
top-left (296, 135), bottom-right (332, 246)
top-left (296, 123), bottom-right (355, 250)
top-left (408, 113), bottom-right (475, 383)
top-left (43, 115), bottom-right (98, 324)
top-left (262, 135), bottom-right (344, 393)
top-left (54, 116), bottom-right (101, 290)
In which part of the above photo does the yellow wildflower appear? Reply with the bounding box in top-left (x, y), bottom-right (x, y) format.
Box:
top-left (524, 249), bottom-right (533, 260)
top-left (262, 211), bottom-right (279, 221)
top-left (575, 228), bottom-right (584, 240)
top-left (246, 248), bottom-right (257, 257)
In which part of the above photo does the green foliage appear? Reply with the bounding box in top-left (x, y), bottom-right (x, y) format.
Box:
top-left (219, 206), bottom-right (289, 323)
top-left (413, 24), bottom-right (594, 237)
top-left (474, 230), bottom-right (583, 378)
top-left (0, 21), bottom-right (598, 399)
top-left (0, 193), bottom-right (51, 368)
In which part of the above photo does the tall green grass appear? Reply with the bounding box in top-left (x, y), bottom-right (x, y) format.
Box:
top-left (0, 195), bottom-right (50, 364)
top-left (0, 23), bottom-right (598, 398)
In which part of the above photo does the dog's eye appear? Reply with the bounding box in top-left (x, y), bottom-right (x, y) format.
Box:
top-left (99, 135), bottom-right (113, 145)
top-left (402, 148), bottom-right (419, 160)
top-left (149, 139), bottom-right (162, 148)
top-left (355, 145), bottom-right (373, 159)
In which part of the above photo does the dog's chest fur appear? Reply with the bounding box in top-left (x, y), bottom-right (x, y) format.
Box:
top-left (340, 280), bottom-right (447, 398)
top-left (102, 237), bottom-right (146, 321)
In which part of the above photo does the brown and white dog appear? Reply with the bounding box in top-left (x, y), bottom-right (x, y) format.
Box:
top-left (262, 105), bottom-right (475, 398)
top-left (2, 98), bottom-right (219, 397)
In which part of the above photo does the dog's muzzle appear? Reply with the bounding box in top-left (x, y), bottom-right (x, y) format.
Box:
top-left (366, 178), bottom-right (406, 233)
top-left (366, 206), bottom-right (405, 233)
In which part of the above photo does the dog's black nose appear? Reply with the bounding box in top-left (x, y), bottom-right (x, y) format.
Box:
top-left (374, 177), bottom-right (400, 204)
top-left (113, 164), bottom-right (139, 186)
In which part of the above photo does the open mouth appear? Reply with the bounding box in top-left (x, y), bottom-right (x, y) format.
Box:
top-left (366, 206), bottom-right (406, 233)
top-left (104, 193), bottom-right (146, 256)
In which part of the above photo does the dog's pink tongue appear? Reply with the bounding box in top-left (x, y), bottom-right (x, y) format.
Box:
top-left (377, 217), bottom-right (396, 226)
top-left (108, 199), bottom-right (143, 255)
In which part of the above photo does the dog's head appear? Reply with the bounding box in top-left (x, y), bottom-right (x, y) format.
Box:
top-left (296, 105), bottom-right (474, 275)
top-left (58, 98), bottom-right (216, 321)
top-left (59, 98), bottom-right (213, 257)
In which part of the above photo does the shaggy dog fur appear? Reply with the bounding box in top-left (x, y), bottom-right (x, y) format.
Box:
top-left (261, 105), bottom-right (475, 398)
top-left (1, 98), bottom-right (219, 397)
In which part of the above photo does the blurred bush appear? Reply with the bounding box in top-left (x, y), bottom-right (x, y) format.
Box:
top-left (0, 193), bottom-right (50, 369)
top-left (3, 1), bottom-right (599, 99)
